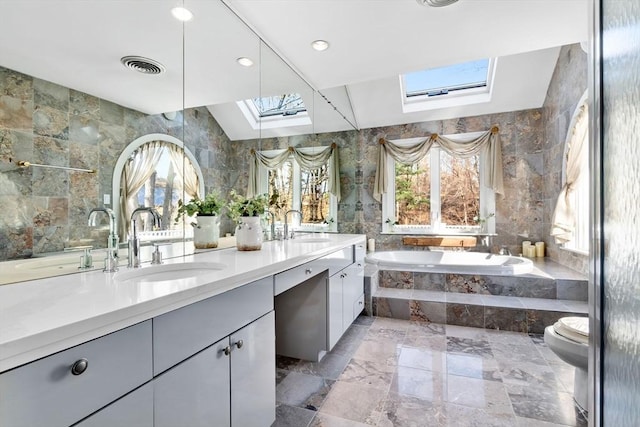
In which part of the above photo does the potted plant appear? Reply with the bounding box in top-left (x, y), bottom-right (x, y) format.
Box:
top-left (175, 193), bottom-right (224, 249)
top-left (227, 190), bottom-right (270, 251)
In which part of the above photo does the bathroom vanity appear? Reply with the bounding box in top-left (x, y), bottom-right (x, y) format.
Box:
top-left (0, 234), bottom-right (366, 427)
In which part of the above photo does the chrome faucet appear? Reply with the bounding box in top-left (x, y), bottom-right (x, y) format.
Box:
top-left (283, 210), bottom-right (302, 240)
top-left (499, 246), bottom-right (512, 256)
top-left (88, 207), bottom-right (119, 272)
top-left (267, 211), bottom-right (276, 240)
top-left (128, 207), bottom-right (161, 268)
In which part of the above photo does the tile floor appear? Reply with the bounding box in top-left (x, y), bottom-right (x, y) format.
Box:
top-left (273, 316), bottom-right (588, 427)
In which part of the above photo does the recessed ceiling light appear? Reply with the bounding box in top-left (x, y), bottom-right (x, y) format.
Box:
top-left (171, 6), bottom-right (193, 21)
top-left (237, 57), bottom-right (254, 67)
top-left (311, 40), bottom-right (330, 52)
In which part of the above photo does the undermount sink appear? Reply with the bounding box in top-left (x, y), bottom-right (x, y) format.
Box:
top-left (292, 237), bottom-right (331, 243)
top-left (114, 262), bottom-right (227, 283)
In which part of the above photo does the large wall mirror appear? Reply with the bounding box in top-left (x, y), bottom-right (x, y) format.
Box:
top-left (0, 0), bottom-right (357, 285)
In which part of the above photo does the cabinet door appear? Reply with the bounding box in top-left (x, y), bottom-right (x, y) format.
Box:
top-left (342, 263), bottom-right (364, 330)
top-left (327, 274), bottom-right (343, 350)
top-left (75, 382), bottom-right (153, 427)
top-left (230, 311), bottom-right (275, 427)
top-left (154, 338), bottom-right (231, 427)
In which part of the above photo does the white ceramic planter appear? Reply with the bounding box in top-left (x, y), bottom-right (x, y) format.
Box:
top-left (235, 216), bottom-right (263, 251)
top-left (193, 215), bottom-right (220, 249)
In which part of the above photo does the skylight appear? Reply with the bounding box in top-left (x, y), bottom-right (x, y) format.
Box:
top-left (252, 94), bottom-right (306, 117)
top-left (236, 93), bottom-right (311, 130)
top-left (404, 59), bottom-right (490, 98)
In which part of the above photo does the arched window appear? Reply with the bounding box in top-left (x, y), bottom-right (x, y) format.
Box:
top-left (551, 91), bottom-right (589, 253)
top-left (112, 134), bottom-right (204, 238)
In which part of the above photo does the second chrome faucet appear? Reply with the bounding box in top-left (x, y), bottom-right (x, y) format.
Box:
top-left (128, 207), bottom-right (161, 268)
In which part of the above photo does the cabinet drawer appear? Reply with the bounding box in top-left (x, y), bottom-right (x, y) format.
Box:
top-left (0, 321), bottom-right (152, 427)
top-left (275, 261), bottom-right (323, 295)
top-left (275, 247), bottom-right (353, 295)
top-left (153, 276), bottom-right (273, 375)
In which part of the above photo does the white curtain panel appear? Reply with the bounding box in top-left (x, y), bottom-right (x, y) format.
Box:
top-left (373, 128), bottom-right (504, 201)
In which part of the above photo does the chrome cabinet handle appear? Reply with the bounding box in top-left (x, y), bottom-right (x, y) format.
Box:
top-left (71, 358), bottom-right (88, 375)
top-left (221, 346), bottom-right (231, 356)
top-left (234, 340), bottom-right (244, 349)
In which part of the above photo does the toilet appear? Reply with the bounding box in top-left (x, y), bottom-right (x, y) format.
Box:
top-left (544, 316), bottom-right (589, 412)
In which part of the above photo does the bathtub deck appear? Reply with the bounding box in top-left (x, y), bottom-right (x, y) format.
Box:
top-left (366, 257), bottom-right (588, 334)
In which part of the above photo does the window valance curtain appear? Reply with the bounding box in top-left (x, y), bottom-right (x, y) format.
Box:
top-left (373, 127), bottom-right (504, 201)
top-left (247, 143), bottom-right (341, 202)
top-left (550, 103), bottom-right (588, 244)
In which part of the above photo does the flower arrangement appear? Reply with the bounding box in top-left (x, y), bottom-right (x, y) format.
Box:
top-left (226, 190), bottom-right (270, 222)
top-left (175, 192), bottom-right (224, 223)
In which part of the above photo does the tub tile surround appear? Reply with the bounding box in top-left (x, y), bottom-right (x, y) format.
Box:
top-left (371, 257), bottom-right (587, 334)
top-left (273, 316), bottom-right (587, 427)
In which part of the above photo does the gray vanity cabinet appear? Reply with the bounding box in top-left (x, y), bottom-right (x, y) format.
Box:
top-left (0, 321), bottom-right (152, 427)
top-left (152, 276), bottom-right (275, 427)
top-left (153, 311), bottom-right (275, 427)
top-left (328, 244), bottom-right (365, 350)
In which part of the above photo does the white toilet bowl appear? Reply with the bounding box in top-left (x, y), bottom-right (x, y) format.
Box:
top-left (544, 317), bottom-right (589, 412)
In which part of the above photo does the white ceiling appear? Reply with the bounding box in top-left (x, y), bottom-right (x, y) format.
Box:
top-left (0, 0), bottom-right (589, 141)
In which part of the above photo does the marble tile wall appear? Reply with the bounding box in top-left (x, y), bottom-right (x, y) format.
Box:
top-left (1, 42), bottom-right (587, 272)
top-left (0, 65), bottom-right (232, 260)
top-left (229, 44), bottom-right (588, 274)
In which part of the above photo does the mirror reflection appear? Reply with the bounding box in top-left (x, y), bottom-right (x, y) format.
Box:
top-left (0, 0), bottom-right (358, 284)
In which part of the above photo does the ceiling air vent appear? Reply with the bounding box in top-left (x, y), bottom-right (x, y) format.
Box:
top-left (120, 56), bottom-right (166, 75)
top-left (416, 0), bottom-right (459, 7)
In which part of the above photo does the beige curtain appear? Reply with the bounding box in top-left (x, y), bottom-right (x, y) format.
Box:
top-left (551, 103), bottom-right (589, 244)
top-left (373, 128), bottom-right (503, 201)
top-left (247, 144), bottom-right (341, 202)
top-left (118, 141), bottom-right (164, 237)
top-left (167, 143), bottom-right (200, 200)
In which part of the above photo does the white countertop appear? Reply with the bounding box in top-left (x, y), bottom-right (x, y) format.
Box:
top-left (0, 233), bottom-right (366, 372)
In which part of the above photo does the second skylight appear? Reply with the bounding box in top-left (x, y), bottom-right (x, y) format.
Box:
top-left (404, 59), bottom-right (490, 98)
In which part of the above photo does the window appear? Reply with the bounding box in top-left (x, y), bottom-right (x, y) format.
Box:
top-left (561, 93), bottom-right (589, 254)
top-left (259, 149), bottom-right (337, 232)
top-left (402, 59), bottom-right (496, 113)
top-left (252, 94), bottom-right (306, 117)
top-left (112, 134), bottom-right (204, 239)
top-left (236, 93), bottom-right (312, 130)
top-left (404, 59), bottom-right (490, 97)
top-left (382, 137), bottom-right (494, 234)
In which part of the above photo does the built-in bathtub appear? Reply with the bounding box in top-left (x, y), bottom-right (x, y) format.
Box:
top-left (362, 250), bottom-right (588, 334)
top-left (366, 250), bottom-right (534, 275)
